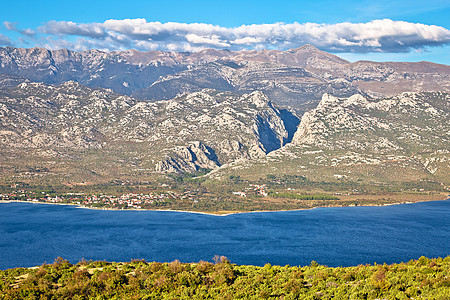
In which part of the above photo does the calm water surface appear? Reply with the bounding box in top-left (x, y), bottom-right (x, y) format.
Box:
top-left (0, 200), bottom-right (449, 269)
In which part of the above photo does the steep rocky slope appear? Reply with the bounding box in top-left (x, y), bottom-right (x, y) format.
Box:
top-left (1, 44), bottom-right (449, 186)
top-left (134, 59), bottom-right (359, 110)
top-left (0, 47), bottom-right (188, 95)
top-left (211, 92), bottom-right (449, 185)
top-left (0, 82), bottom-right (298, 183)
top-left (0, 73), bottom-right (29, 88)
top-left (334, 61), bottom-right (450, 98)
top-left (1, 45), bottom-right (448, 111)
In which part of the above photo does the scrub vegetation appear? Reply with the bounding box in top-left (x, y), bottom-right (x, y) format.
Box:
top-left (1, 256), bottom-right (449, 299)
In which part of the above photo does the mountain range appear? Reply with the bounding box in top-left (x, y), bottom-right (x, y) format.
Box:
top-left (0, 45), bottom-right (448, 187)
top-left (1, 45), bottom-right (449, 111)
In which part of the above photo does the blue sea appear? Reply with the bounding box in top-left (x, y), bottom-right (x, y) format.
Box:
top-left (0, 200), bottom-right (449, 269)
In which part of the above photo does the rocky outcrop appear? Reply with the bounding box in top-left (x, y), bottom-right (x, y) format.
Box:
top-left (147, 90), bottom-right (297, 171)
top-left (287, 92), bottom-right (449, 182)
top-left (292, 92), bottom-right (449, 154)
top-left (0, 82), bottom-right (299, 174)
top-left (209, 91), bottom-right (449, 184)
top-left (155, 142), bottom-right (219, 173)
top-left (134, 59), bottom-right (361, 110)
top-left (0, 47), bottom-right (188, 95)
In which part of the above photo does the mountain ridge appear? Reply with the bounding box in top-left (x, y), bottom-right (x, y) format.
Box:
top-left (0, 45), bottom-right (449, 189)
top-left (0, 78), bottom-right (448, 187)
top-left (210, 91), bottom-right (449, 185)
top-left (0, 82), bottom-right (300, 183)
top-left (1, 45), bottom-right (448, 111)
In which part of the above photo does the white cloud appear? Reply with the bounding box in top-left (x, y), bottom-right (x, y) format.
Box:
top-left (40, 21), bottom-right (105, 38)
top-left (231, 37), bottom-right (263, 45)
top-left (186, 34), bottom-right (230, 47)
top-left (0, 33), bottom-right (12, 46)
top-left (4, 19), bottom-right (450, 53)
top-left (3, 21), bottom-right (35, 37)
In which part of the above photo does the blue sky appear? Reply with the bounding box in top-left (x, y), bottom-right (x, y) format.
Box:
top-left (1, 0), bottom-right (449, 64)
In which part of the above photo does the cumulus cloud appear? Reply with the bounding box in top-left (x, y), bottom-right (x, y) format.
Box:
top-left (4, 19), bottom-right (450, 53)
top-left (40, 20), bottom-right (105, 38)
top-left (4, 21), bottom-right (35, 37)
top-left (186, 34), bottom-right (230, 47)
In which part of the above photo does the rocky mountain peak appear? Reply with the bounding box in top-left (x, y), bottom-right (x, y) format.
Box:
top-left (342, 94), bottom-right (369, 107)
top-left (316, 93), bottom-right (340, 110)
top-left (0, 83), bottom-right (302, 177)
top-left (292, 92), bottom-right (449, 155)
top-left (293, 44), bottom-right (320, 52)
top-left (212, 91), bottom-right (449, 185)
top-left (245, 90), bottom-right (271, 108)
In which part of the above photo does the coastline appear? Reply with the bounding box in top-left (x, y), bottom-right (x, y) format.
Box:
top-left (0, 200), bottom-right (238, 216)
top-left (1, 195), bottom-right (449, 216)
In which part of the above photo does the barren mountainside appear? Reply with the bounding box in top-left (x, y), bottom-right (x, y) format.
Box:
top-left (0, 45), bottom-right (449, 186)
top-left (1, 45), bottom-right (449, 111)
top-left (0, 82), bottom-right (299, 182)
top-left (212, 92), bottom-right (449, 185)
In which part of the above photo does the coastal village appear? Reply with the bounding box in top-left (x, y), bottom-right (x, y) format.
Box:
top-left (0, 190), bottom-right (194, 210)
top-left (0, 184), bottom-right (270, 210)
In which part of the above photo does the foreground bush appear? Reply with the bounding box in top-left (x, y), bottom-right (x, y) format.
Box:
top-left (0, 256), bottom-right (449, 299)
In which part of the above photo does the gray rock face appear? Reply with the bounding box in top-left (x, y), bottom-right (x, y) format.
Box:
top-left (134, 60), bottom-right (360, 110)
top-left (0, 82), bottom-right (299, 175)
top-left (292, 92), bottom-right (450, 153)
top-left (1, 44), bottom-right (449, 182)
top-left (0, 47), bottom-right (188, 95)
top-left (155, 142), bottom-right (219, 173)
top-left (146, 90), bottom-right (298, 172)
top-left (210, 91), bottom-right (449, 184)
top-left (1, 45), bottom-right (448, 111)
top-left (285, 92), bottom-right (449, 181)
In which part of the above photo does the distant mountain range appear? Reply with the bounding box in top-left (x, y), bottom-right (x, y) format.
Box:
top-left (0, 45), bottom-right (448, 186)
top-left (1, 45), bottom-right (449, 111)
